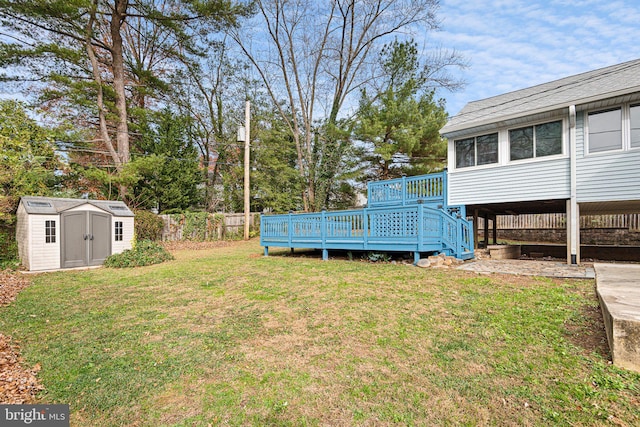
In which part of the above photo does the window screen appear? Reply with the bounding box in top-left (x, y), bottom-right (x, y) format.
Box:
top-left (631, 105), bottom-right (640, 148)
top-left (588, 108), bottom-right (622, 153)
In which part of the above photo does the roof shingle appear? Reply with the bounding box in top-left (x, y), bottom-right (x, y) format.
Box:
top-left (441, 58), bottom-right (640, 135)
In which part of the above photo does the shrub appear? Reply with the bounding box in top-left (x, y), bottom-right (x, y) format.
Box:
top-left (0, 226), bottom-right (19, 270)
top-left (135, 210), bottom-right (164, 241)
top-left (170, 212), bottom-right (224, 241)
top-left (104, 240), bottom-right (174, 268)
top-left (366, 252), bottom-right (391, 262)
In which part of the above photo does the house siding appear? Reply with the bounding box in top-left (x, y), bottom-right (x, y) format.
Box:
top-left (448, 158), bottom-right (571, 206)
top-left (575, 110), bottom-right (640, 203)
top-left (29, 214), bottom-right (60, 271)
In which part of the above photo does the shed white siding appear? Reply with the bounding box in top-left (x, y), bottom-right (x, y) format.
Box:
top-left (28, 214), bottom-right (60, 271)
top-left (448, 158), bottom-right (571, 206)
top-left (112, 217), bottom-right (134, 254)
top-left (575, 111), bottom-right (640, 203)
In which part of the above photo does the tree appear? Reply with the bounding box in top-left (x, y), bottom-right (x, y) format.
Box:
top-left (170, 36), bottom-right (249, 212)
top-left (0, 0), bottom-right (244, 199)
top-left (355, 40), bottom-right (450, 181)
top-left (0, 100), bottom-right (61, 220)
top-left (232, 0), bottom-right (462, 211)
top-left (250, 106), bottom-right (305, 213)
top-left (130, 109), bottom-right (204, 213)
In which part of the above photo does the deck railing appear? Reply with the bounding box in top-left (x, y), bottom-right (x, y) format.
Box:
top-left (367, 172), bottom-right (446, 207)
top-left (261, 203), bottom-right (473, 261)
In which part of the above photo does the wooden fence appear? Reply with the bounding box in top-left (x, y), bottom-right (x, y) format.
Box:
top-left (478, 213), bottom-right (640, 231)
top-left (160, 213), bottom-right (260, 241)
top-left (476, 213), bottom-right (640, 245)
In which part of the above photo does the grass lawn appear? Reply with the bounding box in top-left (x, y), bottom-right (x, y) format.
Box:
top-left (1, 240), bottom-right (639, 426)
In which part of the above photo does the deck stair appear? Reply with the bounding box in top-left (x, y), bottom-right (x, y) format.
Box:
top-left (260, 172), bottom-right (474, 263)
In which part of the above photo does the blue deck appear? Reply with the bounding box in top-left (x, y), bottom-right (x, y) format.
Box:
top-left (260, 172), bottom-right (474, 262)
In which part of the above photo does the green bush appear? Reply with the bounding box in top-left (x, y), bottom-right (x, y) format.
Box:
top-left (0, 226), bottom-right (19, 270)
top-left (135, 210), bottom-right (164, 241)
top-left (170, 212), bottom-right (224, 241)
top-left (104, 240), bottom-right (174, 268)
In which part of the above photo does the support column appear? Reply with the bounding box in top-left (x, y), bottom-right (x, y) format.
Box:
top-left (492, 215), bottom-right (498, 244)
top-left (568, 105), bottom-right (579, 265)
top-left (483, 213), bottom-right (489, 248)
top-left (473, 209), bottom-right (479, 250)
top-left (567, 200), bottom-right (580, 265)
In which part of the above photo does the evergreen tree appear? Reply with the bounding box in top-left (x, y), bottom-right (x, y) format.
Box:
top-left (0, 0), bottom-right (245, 199)
top-left (131, 109), bottom-right (203, 213)
top-left (354, 40), bottom-right (449, 181)
top-left (0, 100), bottom-right (61, 220)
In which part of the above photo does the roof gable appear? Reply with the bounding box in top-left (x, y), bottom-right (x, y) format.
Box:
top-left (19, 196), bottom-right (134, 217)
top-left (442, 58), bottom-right (640, 136)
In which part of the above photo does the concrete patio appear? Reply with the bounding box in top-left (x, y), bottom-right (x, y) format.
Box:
top-left (595, 263), bottom-right (640, 373)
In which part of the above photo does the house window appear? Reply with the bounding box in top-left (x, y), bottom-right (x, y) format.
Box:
top-left (45, 220), bottom-right (56, 243)
top-left (588, 108), bottom-right (622, 153)
top-left (631, 104), bottom-right (640, 148)
top-left (509, 120), bottom-right (562, 161)
top-left (115, 221), bottom-right (123, 242)
top-left (455, 133), bottom-right (498, 168)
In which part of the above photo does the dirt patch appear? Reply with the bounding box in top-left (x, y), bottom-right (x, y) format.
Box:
top-left (0, 270), bottom-right (44, 403)
top-left (565, 303), bottom-right (610, 359)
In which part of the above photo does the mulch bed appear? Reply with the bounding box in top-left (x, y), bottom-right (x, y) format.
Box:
top-left (0, 271), bottom-right (43, 403)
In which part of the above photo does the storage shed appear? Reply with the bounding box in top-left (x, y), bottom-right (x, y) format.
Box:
top-left (16, 196), bottom-right (135, 271)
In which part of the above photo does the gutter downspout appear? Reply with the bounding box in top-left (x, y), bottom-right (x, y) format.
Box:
top-left (569, 105), bottom-right (578, 265)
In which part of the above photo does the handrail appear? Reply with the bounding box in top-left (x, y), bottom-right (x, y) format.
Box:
top-left (260, 203), bottom-right (474, 259)
top-left (367, 172), bottom-right (446, 207)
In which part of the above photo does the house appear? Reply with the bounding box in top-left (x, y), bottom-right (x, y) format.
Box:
top-left (16, 196), bottom-right (135, 271)
top-left (440, 58), bottom-right (640, 264)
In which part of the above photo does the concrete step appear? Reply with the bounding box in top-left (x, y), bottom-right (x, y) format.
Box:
top-left (595, 263), bottom-right (640, 372)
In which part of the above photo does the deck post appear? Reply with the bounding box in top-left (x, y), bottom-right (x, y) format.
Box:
top-left (413, 251), bottom-right (420, 265)
top-left (442, 169), bottom-right (448, 208)
top-left (417, 200), bottom-right (424, 253)
top-left (473, 209), bottom-right (479, 250)
top-left (288, 211), bottom-right (293, 248)
top-left (363, 207), bottom-right (369, 250)
top-left (321, 210), bottom-right (327, 260)
top-left (264, 246), bottom-right (269, 257)
top-left (402, 176), bottom-right (407, 205)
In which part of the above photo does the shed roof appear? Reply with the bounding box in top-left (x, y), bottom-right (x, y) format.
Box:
top-left (441, 58), bottom-right (640, 136)
top-left (19, 196), bottom-right (134, 217)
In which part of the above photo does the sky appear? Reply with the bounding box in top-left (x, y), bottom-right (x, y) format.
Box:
top-left (428, 0), bottom-right (640, 116)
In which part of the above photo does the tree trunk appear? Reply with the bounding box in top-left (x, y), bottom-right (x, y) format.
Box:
top-left (111, 0), bottom-right (130, 166)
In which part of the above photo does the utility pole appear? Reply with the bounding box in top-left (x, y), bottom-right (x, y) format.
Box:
top-left (243, 100), bottom-right (251, 240)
